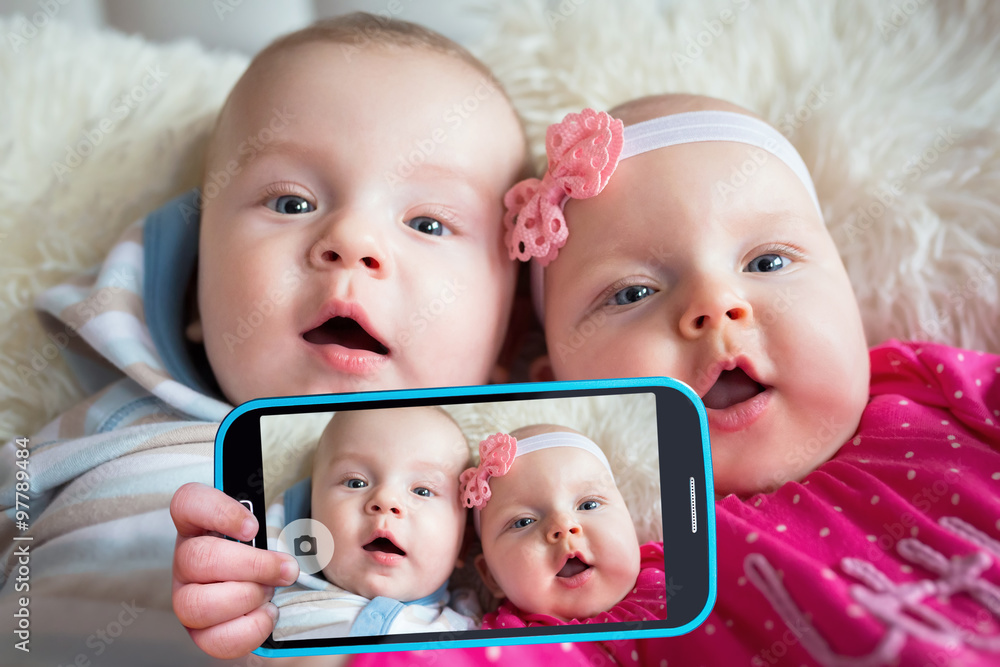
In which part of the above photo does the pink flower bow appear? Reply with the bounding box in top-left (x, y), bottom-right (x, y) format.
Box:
top-left (459, 432), bottom-right (517, 509)
top-left (503, 108), bottom-right (624, 266)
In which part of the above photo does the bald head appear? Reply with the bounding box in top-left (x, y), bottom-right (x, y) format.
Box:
top-left (203, 12), bottom-right (515, 185)
top-left (314, 406), bottom-right (469, 475)
top-left (507, 423), bottom-right (581, 441)
top-left (609, 93), bottom-right (761, 127)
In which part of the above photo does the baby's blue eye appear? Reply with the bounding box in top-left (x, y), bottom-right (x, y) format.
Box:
top-left (609, 285), bottom-right (655, 306)
top-left (578, 500), bottom-right (600, 511)
top-left (412, 487), bottom-right (433, 497)
top-left (745, 254), bottom-right (789, 273)
top-left (266, 195), bottom-right (314, 215)
top-left (344, 479), bottom-right (367, 489)
top-left (512, 517), bottom-right (535, 529)
top-left (406, 216), bottom-right (450, 236)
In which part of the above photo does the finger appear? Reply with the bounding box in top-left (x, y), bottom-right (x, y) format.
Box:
top-left (171, 482), bottom-right (256, 541)
top-left (174, 535), bottom-right (299, 586)
top-left (187, 602), bottom-right (279, 660)
top-left (174, 581), bottom-right (276, 630)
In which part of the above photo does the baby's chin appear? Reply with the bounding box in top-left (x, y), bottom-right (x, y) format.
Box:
top-left (533, 597), bottom-right (622, 622)
top-left (524, 586), bottom-right (636, 621)
top-left (712, 436), bottom-right (842, 497)
top-left (340, 579), bottom-right (428, 603)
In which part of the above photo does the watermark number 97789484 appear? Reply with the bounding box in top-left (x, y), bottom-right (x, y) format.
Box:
top-left (12, 437), bottom-right (32, 654)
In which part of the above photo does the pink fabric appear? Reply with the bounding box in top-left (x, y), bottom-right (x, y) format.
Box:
top-left (483, 542), bottom-right (667, 630)
top-left (503, 108), bottom-right (623, 266)
top-left (460, 432), bottom-right (516, 509)
top-left (349, 341), bottom-right (1000, 667)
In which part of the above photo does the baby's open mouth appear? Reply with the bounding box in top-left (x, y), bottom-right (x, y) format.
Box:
top-left (702, 368), bottom-right (765, 410)
top-left (303, 317), bottom-right (388, 355)
top-left (556, 557), bottom-right (591, 578)
top-left (363, 537), bottom-right (405, 556)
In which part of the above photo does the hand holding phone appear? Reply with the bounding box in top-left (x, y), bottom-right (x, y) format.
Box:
top-left (216, 378), bottom-right (717, 657)
top-left (170, 482), bottom-right (299, 659)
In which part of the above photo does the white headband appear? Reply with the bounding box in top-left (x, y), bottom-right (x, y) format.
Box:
top-left (513, 431), bottom-right (613, 472)
top-left (461, 431), bottom-right (614, 536)
top-left (620, 111), bottom-right (821, 212)
top-left (520, 109), bottom-right (822, 321)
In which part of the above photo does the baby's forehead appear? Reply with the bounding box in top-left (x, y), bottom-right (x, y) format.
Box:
top-left (316, 408), bottom-right (467, 465)
top-left (499, 446), bottom-right (617, 493)
top-left (557, 139), bottom-right (828, 257)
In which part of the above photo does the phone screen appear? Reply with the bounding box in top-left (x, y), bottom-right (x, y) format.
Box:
top-left (216, 377), bottom-right (716, 657)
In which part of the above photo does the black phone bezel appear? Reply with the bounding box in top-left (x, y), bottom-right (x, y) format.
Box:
top-left (215, 377), bottom-right (716, 657)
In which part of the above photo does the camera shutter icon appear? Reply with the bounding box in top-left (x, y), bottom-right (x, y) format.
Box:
top-left (278, 519), bottom-right (335, 575)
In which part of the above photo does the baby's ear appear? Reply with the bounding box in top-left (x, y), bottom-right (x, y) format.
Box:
top-left (183, 271), bottom-right (204, 343)
top-left (529, 355), bottom-right (555, 383)
top-left (184, 319), bottom-right (204, 343)
top-left (474, 554), bottom-right (506, 599)
top-left (184, 320), bottom-right (205, 343)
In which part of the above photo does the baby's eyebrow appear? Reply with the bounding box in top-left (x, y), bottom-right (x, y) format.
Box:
top-left (323, 455), bottom-right (367, 472)
top-left (409, 464), bottom-right (452, 483)
top-left (233, 137), bottom-right (318, 170)
top-left (405, 163), bottom-right (493, 213)
top-left (566, 470), bottom-right (619, 494)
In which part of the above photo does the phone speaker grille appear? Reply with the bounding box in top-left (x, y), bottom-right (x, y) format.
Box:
top-left (689, 477), bottom-right (697, 533)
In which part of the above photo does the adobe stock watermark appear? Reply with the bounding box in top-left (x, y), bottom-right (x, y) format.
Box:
top-left (383, 76), bottom-right (500, 190)
top-left (178, 106), bottom-right (295, 225)
top-left (919, 254), bottom-right (1000, 340)
top-left (338, 0), bottom-right (414, 62)
top-left (51, 65), bottom-right (169, 181)
top-left (222, 266), bottom-right (307, 352)
top-left (840, 126), bottom-right (961, 245)
top-left (545, 0), bottom-right (588, 31)
top-left (862, 464), bottom-right (962, 564)
top-left (17, 268), bottom-right (137, 386)
top-left (6, 0), bottom-right (72, 53)
top-left (771, 414), bottom-right (845, 488)
top-left (213, 0), bottom-right (243, 21)
top-left (777, 83), bottom-right (833, 138)
top-left (750, 612), bottom-right (817, 666)
top-left (715, 85), bottom-right (832, 202)
top-left (395, 278), bottom-right (468, 349)
top-left (553, 310), bottom-right (608, 364)
top-left (53, 600), bottom-right (145, 667)
top-left (712, 143), bottom-right (775, 204)
top-left (672, 0), bottom-right (752, 71)
top-left (877, 0), bottom-right (930, 39)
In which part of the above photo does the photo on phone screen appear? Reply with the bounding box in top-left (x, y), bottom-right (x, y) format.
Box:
top-left (215, 378), bottom-right (716, 657)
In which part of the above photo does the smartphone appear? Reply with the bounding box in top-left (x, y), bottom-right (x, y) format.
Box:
top-left (215, 377), bottom-right (716, 657)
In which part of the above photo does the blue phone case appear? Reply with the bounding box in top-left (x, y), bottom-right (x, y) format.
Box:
top-left (215, 376), bottom-right (716, 657)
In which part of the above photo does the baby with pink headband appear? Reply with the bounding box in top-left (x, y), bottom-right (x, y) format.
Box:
top-left (349, 96), bottom-right (1000, 666)
top-left (462, 424), bottom-right (667, 627)
top-left (504, 94), bottom-right (871, 497)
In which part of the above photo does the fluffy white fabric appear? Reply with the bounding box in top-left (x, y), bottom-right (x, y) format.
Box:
top-left (475, 0), bottom-right (1000, 351)
top-left (0, 18), bottom-right (247, 440)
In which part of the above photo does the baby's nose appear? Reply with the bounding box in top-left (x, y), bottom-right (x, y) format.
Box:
top-left (308, 212), bottom-right (390, 275)
top-left (679, 279), bottom-right (752, 339)
top-left (546, 514), bottom-right (582, 543)
top-left (366, 494), bottom-right (404, 517)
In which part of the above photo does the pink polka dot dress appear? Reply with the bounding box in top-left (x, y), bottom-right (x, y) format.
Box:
top-left (349, 341), bottom-right (1000, 666)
